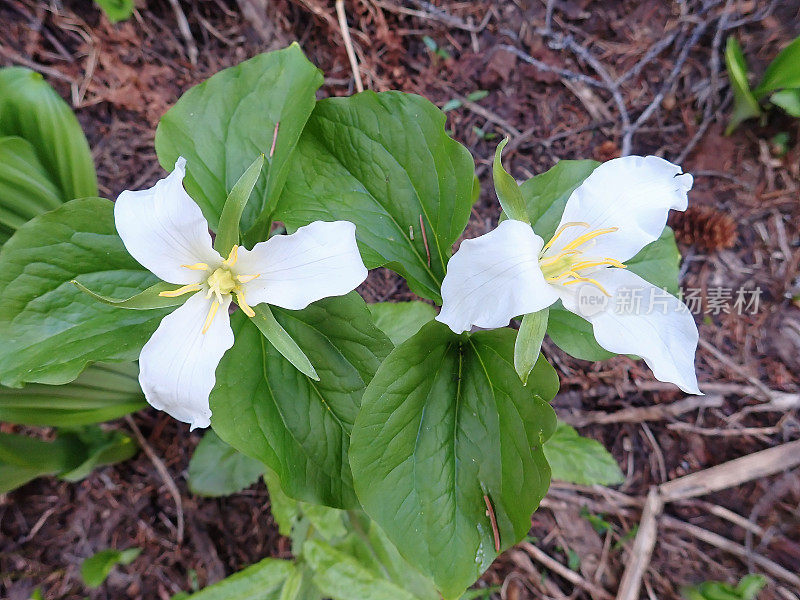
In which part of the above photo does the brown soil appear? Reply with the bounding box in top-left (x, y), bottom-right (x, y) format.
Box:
top-left (1, 1), bottom-right (799, 599)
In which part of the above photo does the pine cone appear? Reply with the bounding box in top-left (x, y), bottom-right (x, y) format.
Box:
top-left (669, 206), bottom-right (737, 252)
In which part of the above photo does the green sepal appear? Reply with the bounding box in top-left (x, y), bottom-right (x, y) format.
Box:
top-left (71, 280), bottom-right (185, 310)
top-left (215, 153), bottom-right (265, 256)
top-left (514, 308), bottom-right (549, 385)
top-left (250, 304), bottom-right (319, 381)
top-left (492, 138), bottom-right (529, 223)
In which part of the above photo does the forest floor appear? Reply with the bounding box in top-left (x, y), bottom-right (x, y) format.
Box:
top-left (1, 1), bottom-right (799, 599)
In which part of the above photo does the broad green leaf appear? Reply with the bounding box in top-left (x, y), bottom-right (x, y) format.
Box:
top-left (303, 539), bottom-right (419, 600)
top-left (0, 136), bottom-right (63, 243)
top-left (336, 513), bottom-right (440, 600)
top-left (0, 197), bottom-right (169, 387)
top-left (771, 88), bottom-right (800, 117)
top-left (279, 566), bottom-right (321, 600)
top-left (543, 422), bottom-right (624, 485)
top-left (0, 431), bottom-right (82, 492)
top-left (176, 558), bottom-right (294, 600)
top-left (94, 0), bottom-right (135, 22)
top-left (155, 45), bottom-right (323, 233)
top-left (546, 305), bottom-right (614, 361)
top-left (350, 322), bottom-right (557, 599)
top-left (516, 159), bottom-right (599, 240)
top-left (211, 292), bottom-right (392, 509)
top-left (263, 468), bottom-right (302, 537)
top-left (754, 35), bottom-right (800, 97)
top-left (188, 430), bottom-right (266, 497)
top-left (250, 304), bottom-right (318, 381)
top-left (58, 427), bottom-right (138, 481)
top-left (724, 37), bottom-right (762, 134)
top-left (274, 91), bottom-right (475, 302)
top-left (215, 154), bottom-right (265, 256)
top-left (0, 67), bottom-right (98, 201)
top-left (0, 426), bottom-right (136, 493)
top-left (368, 301), bottom-right (437, 346)
top-left (515, 308), bottom-right (549, 385)
top-left (492, 138), bottom-right (529, 223)
top-left (626, 227), bottom-right (680, 294)
top-left (0, 362), bottom-right (145, 426)
top-left (81, 547), bottom-right (142, 588)
top-left (71, 280), bottom-right (185, 310)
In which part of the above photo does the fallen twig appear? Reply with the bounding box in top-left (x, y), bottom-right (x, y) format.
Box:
top-left (662, 515), bottom-right (800, 588)
top-left (521, 541), bottom-right (614, 600)
top-left (125, 415), bottom-right (185, 544)
top-left (335, 0), bottom-right (364, 93)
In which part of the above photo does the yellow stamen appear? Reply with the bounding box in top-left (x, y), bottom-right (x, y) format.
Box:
top-left (223, 245), bottom-right (239, 267)
top-left (563, 277), bottom-right (611, 296)
top-left (236, 292), bottom-right (256, 318)
top-left (202, 300), bottom-right (220, 334)
top-left (538, 249), bottom-right (582, 268)
top-left (159, 283), bottom-right (202, 298)
top-left (569, 258), bottom-right (627, 271)
top-left (182, 262), bottom-right (209, 271)
top-left (560, 226), bottom-right (619, 252)
top-left (546, 270), bottom-right (583, 283)
top-left (237, 273), bottom-right (260, 284)
top-left (541, 221), bottom-right (590, 252)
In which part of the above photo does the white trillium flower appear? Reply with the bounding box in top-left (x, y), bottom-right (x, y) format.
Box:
top-left (115, 157), bottom-right (368, 429)
top-left (437, 155), bottom-right (701, 394)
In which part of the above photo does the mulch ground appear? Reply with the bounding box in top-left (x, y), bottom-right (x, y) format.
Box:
top-left (1, 1), bottom-right (799, 599)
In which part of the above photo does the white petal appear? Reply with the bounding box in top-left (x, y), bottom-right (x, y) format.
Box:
top-left (552, 155), bottom-right (693, 263)
top-left (436, 220), bottom-right (560, 334)
top-left (138, 291), bottom-right (234, 429)
top-left (559, 268), bottom-right (701, 394)
top-left (115, 157), bottom-right (222, 285)
top-left (235, 221), bottom-right (368, 310)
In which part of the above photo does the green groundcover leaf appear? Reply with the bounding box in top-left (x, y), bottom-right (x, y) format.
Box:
top-left (274, 91), bottom-right (475, 303)
top-left (350, 321), bottom-right (558, 600)
top-left (724, 37), bottom-right (762, 134)
top-left (0, 362), bottom-right (145, 426)
top-left (210, 292), bottom-right (391, 509)
top-left (0, 197), bottom-right (169, 387)
top-left (174, 558), bottom-right (294, 600)
top-left (188, 430), bottom-right (266, 497)
top-left (303, 539), bottom-right (419, 600)
top-left (81, 547), bottom-right (142, 588)
top-left (368, 300), bottom-right (437, 347)
top-left (94, 0), bottom-right (135, 23)
top-left (754, 35), bottom-right (800, 98)
top-left (155, 44), bottom-right (323, 234)
top-left (543, 422), bottom-right (624, 486)
top-left (0, 67), bottom-right (98, 202)
top-left (683, 574), bottom-right (767, 600)
top-left (770, 88), bottom-right (800, 117)
top-left (516, 160), bottom-right (682, 362)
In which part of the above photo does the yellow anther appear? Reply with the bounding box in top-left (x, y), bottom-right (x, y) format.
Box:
top-left (236, 292), bottom-right (256, 318)
top-left (182, 262), bottom-right (209, 271)
top-left (159, 283), bottom-right (202, 298)
top-left (560, 226), bottom-right (619, 252)
top-left (223, 245), bottom-right (239, 267)
top-left (237, 273), bottom-right (260, 284)
top-left (541, 221), bottom-right (590, 252)
top-left (202, 300), bottom-right (220, 334)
